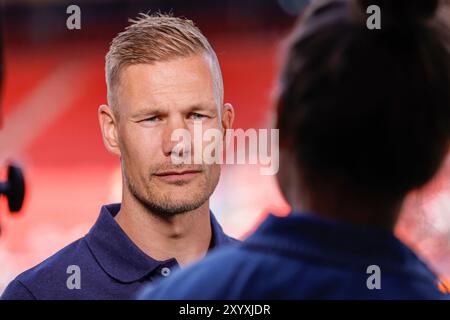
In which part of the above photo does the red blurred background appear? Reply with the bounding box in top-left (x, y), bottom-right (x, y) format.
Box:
top-left (0, 0), bottom-right (449, 293)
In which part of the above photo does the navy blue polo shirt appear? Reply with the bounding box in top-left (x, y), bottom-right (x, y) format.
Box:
top-left (139, 212), bottom-right (448, 299)
top-left (1, 203), bottom-right (236, 300)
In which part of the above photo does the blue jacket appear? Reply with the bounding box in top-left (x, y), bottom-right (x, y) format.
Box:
top-left (139, 212), bottom-right (448, 299)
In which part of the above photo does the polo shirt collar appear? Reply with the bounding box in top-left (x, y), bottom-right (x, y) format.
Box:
top-left (85, 203), bottom-right (231, 283)
top-left (209, 210), bottom-right (232, 248)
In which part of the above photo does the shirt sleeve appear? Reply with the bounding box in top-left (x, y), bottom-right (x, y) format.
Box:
top-left (1, 279), bottom-right (37, 300)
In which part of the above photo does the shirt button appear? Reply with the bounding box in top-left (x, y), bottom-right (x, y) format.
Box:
top-left (161, 267), bottom-right (171, 277)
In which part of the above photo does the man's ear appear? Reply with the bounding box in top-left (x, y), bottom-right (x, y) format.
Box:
top-left (98, 104), bottom-right (121, 157)
top-left (221, 102), bottom-right (235, 133)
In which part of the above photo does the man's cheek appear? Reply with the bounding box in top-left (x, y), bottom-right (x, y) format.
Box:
top-left (204, 165), bottom-right (218, 181)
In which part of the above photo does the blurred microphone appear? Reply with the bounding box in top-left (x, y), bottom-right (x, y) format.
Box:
top-left (0, 163), bottom-right (25, 213)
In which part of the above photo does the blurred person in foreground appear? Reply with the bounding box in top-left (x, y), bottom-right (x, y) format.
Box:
top-left (1, 13), bottom-right (235, 300)
top-left (140, 0), bottom-right (450, 299)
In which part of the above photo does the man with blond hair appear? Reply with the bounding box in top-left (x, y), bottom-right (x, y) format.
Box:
top-left (1, 13), bottom-right (236, 300)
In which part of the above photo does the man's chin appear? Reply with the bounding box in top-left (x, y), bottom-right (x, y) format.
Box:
top-left (127, 175), bottom-right (211, 215)
top-left (140, 187), bottom-right (209, 215)
top-left (141, 197), bottom-right (207, 216)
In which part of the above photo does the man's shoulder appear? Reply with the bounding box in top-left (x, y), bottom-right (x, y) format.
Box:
top-left (1, 237), bottom-right (89, 300)
top-left (221, 234), bottom-right (241, 246)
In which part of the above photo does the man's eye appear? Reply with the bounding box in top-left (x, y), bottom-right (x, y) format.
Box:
top-left (190, 113), bottom-right (207, 120)
top-left (143, 116), bottom-right (160, 122)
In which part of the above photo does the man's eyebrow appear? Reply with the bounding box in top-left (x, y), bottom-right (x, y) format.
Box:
top-left (130, 103), bottom-right (218, 118)
top-left (131, 107), bottom-right (167, 117)
top-left (188, 104), bottom-right (217, 113)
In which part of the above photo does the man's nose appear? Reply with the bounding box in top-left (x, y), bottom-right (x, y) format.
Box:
top-left (162, 115), bottom-right (191, 159)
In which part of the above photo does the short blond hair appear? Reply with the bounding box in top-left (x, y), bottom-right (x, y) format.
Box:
top-left (105, 13), bottom-right (223, 110)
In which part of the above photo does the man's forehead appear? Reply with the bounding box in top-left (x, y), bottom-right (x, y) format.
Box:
top-left (113, 59), bottom-right (217, 114)
top-left (125, 57), bottom-right (211, 90)
top-left (122, 53), bottom-right (213, 81)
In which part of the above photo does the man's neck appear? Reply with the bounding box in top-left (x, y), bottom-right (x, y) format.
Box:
top-left (292, 183), bottom-right (403, 231)
top-left (115, 191), bottom-right (212, 267)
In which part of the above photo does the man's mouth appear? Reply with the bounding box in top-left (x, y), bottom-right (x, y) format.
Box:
top-left (153, 169), bottom-right (202, 183)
